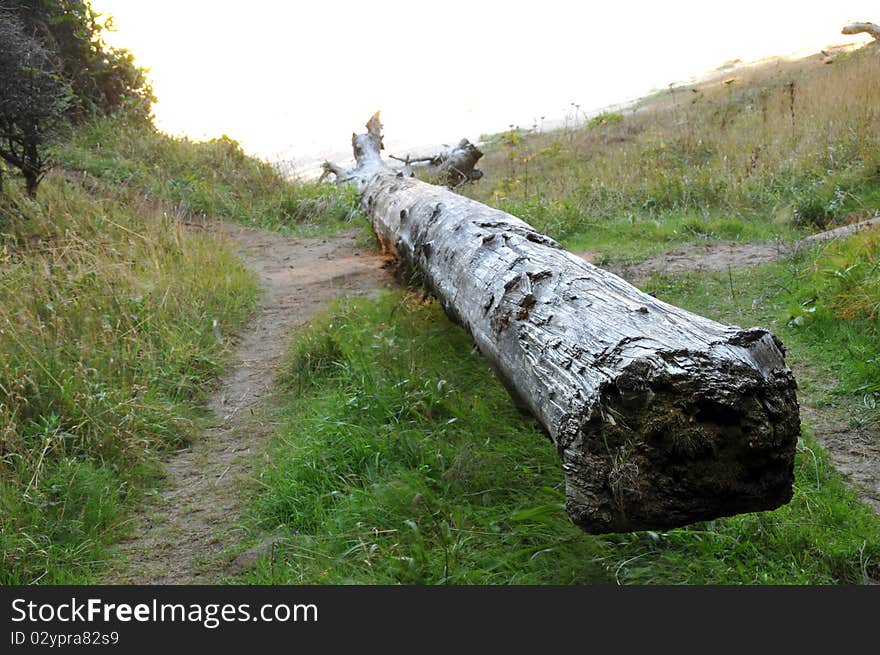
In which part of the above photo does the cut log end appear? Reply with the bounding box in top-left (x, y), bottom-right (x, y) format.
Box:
top-left (559, 330), bottom-right (799, 533)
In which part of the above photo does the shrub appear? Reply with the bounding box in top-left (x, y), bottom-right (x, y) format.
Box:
top-left (2, 0), bottom-right (154, 120)
top-left (588, 111), bottom-right (624, 128)
top-left (0, 8), bottom-right (71, 196)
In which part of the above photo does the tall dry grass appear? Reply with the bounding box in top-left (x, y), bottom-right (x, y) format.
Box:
top-left (470, 47), bottom-right (880, 236)
top-left (0, 168), bottom-right (257, 583)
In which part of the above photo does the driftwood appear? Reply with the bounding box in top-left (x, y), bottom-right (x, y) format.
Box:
top-left (321, 114), bottom-right (483, 189)
top-left (325, 114), bottom-right (800, 534)
top-left (842, 22), bottom-right (880, 41)
top-left (389, 139), bottom-right (484, 187)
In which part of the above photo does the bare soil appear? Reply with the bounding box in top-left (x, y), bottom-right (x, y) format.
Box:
top-left (104, 223), bottom-right (389, 584)
top-left (614, 217), bottom-right (880, 283)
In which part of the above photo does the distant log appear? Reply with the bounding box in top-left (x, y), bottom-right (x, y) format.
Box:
top-left (842, 21), bottom-right (880, 41)
top-left (326, 113), bottom-right (800, 534)
top-left (321, 115), bottom-right (482, 189)
top-left (390, 139), bottom-right (484, 187)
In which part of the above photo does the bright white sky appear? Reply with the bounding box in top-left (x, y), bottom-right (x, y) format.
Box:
top-left (92, 1), bottom-right (876, 173)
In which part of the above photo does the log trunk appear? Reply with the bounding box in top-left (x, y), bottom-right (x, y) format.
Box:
top-left (842, 21), bottom-right (880, 40)
top-left (328, 114), bottom-right (800, 534)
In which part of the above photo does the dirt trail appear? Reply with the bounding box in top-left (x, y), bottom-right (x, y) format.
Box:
top-left (104, 223), bottom-right (389, 584)
top-left (608, 216), bottom-right (880, 283)
top-left (587, 220), bottom-right (880, 513)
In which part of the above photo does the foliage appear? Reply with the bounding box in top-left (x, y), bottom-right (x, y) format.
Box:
top-left (1, 0), bottom-right (154, 120)
top-left (588, 111), bottom-right (624, 128)
top-left (0, 8), bottom-right (71, 196)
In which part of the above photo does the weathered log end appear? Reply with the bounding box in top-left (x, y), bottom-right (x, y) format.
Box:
top-left (560, 329), bottom-right (799, 533)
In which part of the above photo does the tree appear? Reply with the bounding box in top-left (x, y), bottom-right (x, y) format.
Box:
top-left (2, 0), bottom-right (153, 120)
top-left (0, 8), bottom-right (71, 196)
top-left (326, 115), bottom-right (799, 534)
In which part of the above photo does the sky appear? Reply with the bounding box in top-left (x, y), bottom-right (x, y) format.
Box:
top-left (91, 1), bottom-right (877, 174)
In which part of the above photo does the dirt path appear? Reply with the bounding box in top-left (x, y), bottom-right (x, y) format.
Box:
top-left (104, 223), bottom-right (389, 584)
top-left (611, 216), bottom-right (880, 282)
top-left (588, 220), bottom-right (880, 513)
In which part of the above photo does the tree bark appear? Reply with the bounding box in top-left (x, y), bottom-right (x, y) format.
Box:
top-left (327, 114), bottom-right (800, 534)
top-left (842, 22), bottom-right (880, 41)
top-left (23, 169), bottom-right (38, 198)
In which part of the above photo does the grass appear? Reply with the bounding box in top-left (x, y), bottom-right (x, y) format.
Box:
top-left (1, 104), bottom-right (370, 583)
top-left (234, 292), bottom-right (879, 584)
top-left (57, 115), bottom-right (366, 237)
top-left (0, 122), bottom-right (263, 583)
top-left (465, 46), bottom-right (880, 260)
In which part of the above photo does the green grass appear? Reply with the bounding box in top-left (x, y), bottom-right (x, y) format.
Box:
top-left (233, 291), bottom-right (879, 585)
top-left (644, 226), bottom-right (880, 427)
top-left (57, 115), bottom-right (367, 237)
top-left (0, 123), bottom-right (261, 584)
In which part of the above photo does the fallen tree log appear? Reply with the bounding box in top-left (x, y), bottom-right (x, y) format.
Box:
top-left (842, 21), bottom-right (880, 41)
top-left (326, 113), bottom-right (800, 534)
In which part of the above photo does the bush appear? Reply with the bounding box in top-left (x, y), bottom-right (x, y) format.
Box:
top-left (0, 8), bottom-right (71, 196)
top-left (2, 0), bottom-right (153, 120)
top-left (588, 111), bottom-right (624, 128)
top-left (792, 184), bottom-right (851, 230)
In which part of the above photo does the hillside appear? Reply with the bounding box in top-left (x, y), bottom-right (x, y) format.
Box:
top-left (2, 36), bottom-right (878, 585)
top-left (464, 43), bottom-right (880, 489)
top-left (0, 117), bottom-right (366, 583)
top-left (227, 45), bottom-right (880, 584)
